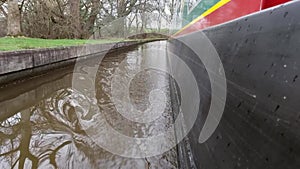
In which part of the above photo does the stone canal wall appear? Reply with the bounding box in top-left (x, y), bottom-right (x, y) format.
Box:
top-left (0, 40), bottom-right (148, 84)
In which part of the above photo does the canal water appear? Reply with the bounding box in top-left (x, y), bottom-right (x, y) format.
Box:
top-left (0, 41), bottom-right (179, 169)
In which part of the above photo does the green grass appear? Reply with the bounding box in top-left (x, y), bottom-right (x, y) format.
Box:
top-left (0, 37), bottom-right (127, 51)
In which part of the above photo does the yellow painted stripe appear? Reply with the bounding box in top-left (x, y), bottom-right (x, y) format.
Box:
top-left (175, 0), bottom-right (231, 36)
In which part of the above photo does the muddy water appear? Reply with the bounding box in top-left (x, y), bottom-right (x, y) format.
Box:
top-left (0, 41), bottom-right (178, 169)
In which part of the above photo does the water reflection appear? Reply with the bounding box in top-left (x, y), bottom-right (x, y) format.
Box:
top-left (0, 41), bottom-right (178, 169)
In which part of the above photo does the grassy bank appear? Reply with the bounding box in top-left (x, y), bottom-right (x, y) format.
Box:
top-left (0, 37), bottom-right (126, 51)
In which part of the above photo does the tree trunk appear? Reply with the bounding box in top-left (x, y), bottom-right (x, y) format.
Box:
top-left (83, 0), bottom-right (101, 38)
top-left (70, 0), bottom-right (81, 38)
top-left (7, 0), bottom-right (21, 36)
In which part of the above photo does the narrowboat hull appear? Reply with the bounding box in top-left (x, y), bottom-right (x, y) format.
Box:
top-left (170, 1), bottom-right (300, 168)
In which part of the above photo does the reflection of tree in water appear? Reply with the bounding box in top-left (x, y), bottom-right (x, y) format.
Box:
top-left (0, 89), bottom-right (102, 169)
top-left (0, 50), bottom-right (179, 168)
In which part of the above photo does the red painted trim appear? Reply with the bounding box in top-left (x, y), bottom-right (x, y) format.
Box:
top-left (176, 0), bottom-right (291, 36)
top-left (261, 0), bottom-right (290, 9)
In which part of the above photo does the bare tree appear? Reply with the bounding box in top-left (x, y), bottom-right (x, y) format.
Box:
top-left (1, 0), bottom-right (178, 39)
